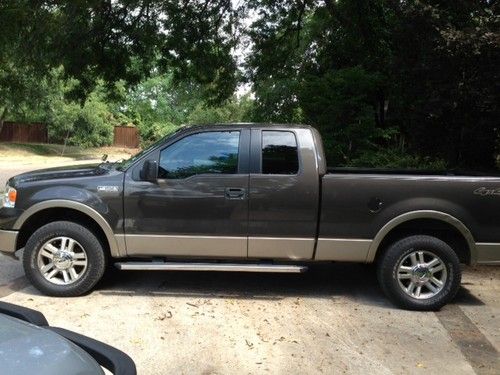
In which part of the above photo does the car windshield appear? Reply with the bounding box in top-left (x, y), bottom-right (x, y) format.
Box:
top-left (116, 128), bottom-right (182, 171)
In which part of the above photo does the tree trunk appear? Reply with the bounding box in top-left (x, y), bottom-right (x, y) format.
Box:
top-left (61, 129), bottom-right (70, 156)
top-left (0, 107), bottom-right (7, 135)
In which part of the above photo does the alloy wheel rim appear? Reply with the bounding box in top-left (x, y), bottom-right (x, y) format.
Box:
top-left (397, 250), bottom-right (447, 299)
top-left (36, 236), bottom-right (88, 285)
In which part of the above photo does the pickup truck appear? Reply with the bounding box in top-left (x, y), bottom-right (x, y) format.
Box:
top-left (1, 123), bottom-right (499, 310)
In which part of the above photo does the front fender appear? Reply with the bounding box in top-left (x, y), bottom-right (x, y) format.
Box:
top-left (13, 199), bottom-right (123, 258)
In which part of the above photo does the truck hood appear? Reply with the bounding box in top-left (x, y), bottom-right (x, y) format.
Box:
top-left (9, 164), bottom-right (109, 185)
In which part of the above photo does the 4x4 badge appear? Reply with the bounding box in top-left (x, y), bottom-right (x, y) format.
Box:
top-left (473, 187), bottom-right (500, 196)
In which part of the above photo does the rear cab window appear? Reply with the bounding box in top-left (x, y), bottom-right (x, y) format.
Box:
top-left (261, 131), bottom-right (299, 174)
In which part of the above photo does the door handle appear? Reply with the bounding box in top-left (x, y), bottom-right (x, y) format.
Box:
top-left (225, 187), bottom-right (246, 200)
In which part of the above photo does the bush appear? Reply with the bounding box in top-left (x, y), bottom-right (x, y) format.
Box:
top-left (139, 121), bottom-right (179, 147)
top-left (348, 148), bottom-right (448, 170)
top-left (47, 100), bottom-right (80, 144)
top-left (69, 95), bottom-right (114, 147)
top-left (187, 95), bottom-right (253, 124)
top-left (46, 79), bottom-right (119, 148)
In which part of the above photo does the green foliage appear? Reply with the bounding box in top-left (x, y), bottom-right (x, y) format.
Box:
top-left (245, 0), bottom-right (499, 170)
top-left (139, 122), bottom-right (179, 147)
top-left (46, 100), bottom-right (81, 144)
top-left (187, 95), bottom-right (254, 124)
top-left (0, 0), bottom-right (497, 170)
top-left (349, 148), bottom-right (447, 170)
top-left (0, 1), bottom-right (238, 104)
top-left (70, 94), bottom-right (113, 148)
top-left (298, 67), bottom-right (388, 164)
top-left (121, 73), bottom-right (254, 146)
top-left (45, 75), bottom-right (121, 147)
top-left (121, 73), bottom-right (198, 145)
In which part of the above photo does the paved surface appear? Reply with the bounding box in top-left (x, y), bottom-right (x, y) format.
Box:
top-left (1, 163), bottom-right (499, 374)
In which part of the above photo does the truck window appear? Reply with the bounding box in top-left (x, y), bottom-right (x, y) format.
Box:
top-left (261, 131), bottom-right (299, 174)
top-left (158, 131), bottom-right (240, 179)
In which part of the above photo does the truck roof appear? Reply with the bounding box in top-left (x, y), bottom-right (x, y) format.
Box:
top-left (180, 122), bottom-right (314, 131)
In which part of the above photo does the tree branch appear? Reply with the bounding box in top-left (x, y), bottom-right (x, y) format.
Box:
top-left (295, 0), bottom-right (307, 47)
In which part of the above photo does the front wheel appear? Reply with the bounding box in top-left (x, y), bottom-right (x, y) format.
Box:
top-left (377, 235), bottom-right (461, 311)
top-left (23, 221), bottom-right (106, 297)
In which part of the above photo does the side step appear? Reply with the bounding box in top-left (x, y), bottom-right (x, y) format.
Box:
top-left (115, 262), bottom-right (307, 273)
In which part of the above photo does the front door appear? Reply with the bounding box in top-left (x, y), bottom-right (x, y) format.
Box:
top-left (124, 128), bottom-right (250, 258)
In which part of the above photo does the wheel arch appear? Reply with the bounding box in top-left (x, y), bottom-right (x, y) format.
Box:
top-left (14, 200), bottom-right (123, 257)
top-left (367, 210), bottom-right (477, 265)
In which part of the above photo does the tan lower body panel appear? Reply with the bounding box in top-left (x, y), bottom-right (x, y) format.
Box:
top-left (0, 230), bottom-right (18, 254)
top-left (315, 238), bottom-right (372, 262)
top-left (124, 235), bottom-right (247, 258)
top-left (248, 237), bottom-right (315, 260)
top-left (475, 243), bottom-right (500, 265)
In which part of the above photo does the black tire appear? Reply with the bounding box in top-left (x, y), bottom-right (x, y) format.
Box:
top-left (377, 235), bottom-right (461, 311)
top-left (23, 221), bottom-right (107, 297)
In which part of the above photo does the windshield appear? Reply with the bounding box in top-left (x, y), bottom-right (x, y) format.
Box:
top-left (116, 128), bottom-right (182, 171)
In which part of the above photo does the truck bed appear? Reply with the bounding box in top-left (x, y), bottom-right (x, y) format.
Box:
top-left (319, 171), bottom-right (500, 244)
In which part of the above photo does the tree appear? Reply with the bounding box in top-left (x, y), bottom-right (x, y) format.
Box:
top-left (390, 1), bottom-right (499, 169)
top-left (0, 1), bottom-right (240, 103)
top-left (0, 0), bottom-right (497, 170)
top-left (244, 0), bottom-right (499, 169)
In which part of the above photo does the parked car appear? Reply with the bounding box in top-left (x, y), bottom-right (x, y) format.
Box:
top-left (0, 123), bottom-right (499, 310)
top-left (0, 301), bottom-right (136, 375)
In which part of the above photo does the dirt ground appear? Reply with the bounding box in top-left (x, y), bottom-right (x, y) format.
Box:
top-left (0, 154), bottom-right (499, 375)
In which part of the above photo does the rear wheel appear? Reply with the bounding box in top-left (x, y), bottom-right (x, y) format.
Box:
top-left (377, 235), bottom-right (461, 311)
top-left (23, 221), bottom-right (106, 297)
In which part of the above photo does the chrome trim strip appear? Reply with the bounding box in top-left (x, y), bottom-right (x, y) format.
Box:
top-left (124, 235), bottom-right (247, 257)
top-left (248, 237), bottom-right (315, 260)
top-left (14, 200), bottom-right (122, 257)
top-left (115, 262), bottom-right (307, 273)
top-left (367, 210), bottom-right (477, 264)
top-left (475, 243), bottom-right (500, 264)
top-left (0, 229), bottom-right (18, 254)
top-left (315, 238), bottom-right (372, 262)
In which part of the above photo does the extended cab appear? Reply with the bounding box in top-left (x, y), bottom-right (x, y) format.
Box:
top-left (1, 123), bottom-right (499, 310)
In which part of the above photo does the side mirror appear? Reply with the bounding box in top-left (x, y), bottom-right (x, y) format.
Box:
top-left (140, 160), bottom-right (158, 182)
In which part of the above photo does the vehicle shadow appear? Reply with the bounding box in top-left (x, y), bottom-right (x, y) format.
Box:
top-left (452, 285), bottom-right (485, 306)
top-left (97, 263), bottom-right (486, 309)
top-left (96, 263), bottom-right (381, 309)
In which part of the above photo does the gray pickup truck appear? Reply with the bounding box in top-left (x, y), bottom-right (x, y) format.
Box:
top-left (1, 123), bottom-right (499, 310)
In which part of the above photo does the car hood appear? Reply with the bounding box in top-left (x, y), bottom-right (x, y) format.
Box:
top-left (9, 164), bottom-right (109, 185)
top-left (0, 314), bottom-right (104, 375)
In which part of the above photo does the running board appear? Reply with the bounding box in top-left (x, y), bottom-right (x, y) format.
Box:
top-left (114, 262), bottom-right (307, 273)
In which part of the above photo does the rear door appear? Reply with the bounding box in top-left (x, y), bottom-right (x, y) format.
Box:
top-left (248, 127), bottom-right (320, 259)
top-left (124, 128), bottom-right (250, 258)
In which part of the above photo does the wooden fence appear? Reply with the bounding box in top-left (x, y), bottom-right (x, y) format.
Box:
top-left (0, 122), bottom-right (140, 148)
top-left (113, 126), bottom-right (140, 148)
top-left (0, 122), bottom-right (48, 143)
